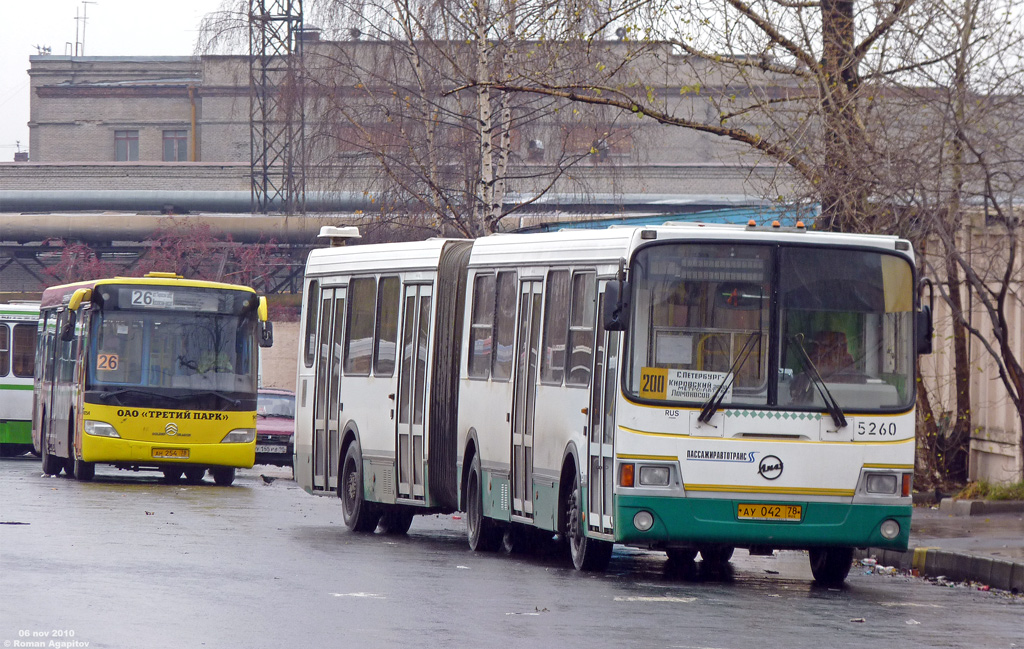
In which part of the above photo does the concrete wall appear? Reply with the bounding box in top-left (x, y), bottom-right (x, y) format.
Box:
top-left (260, 321), bottom-right (300, 392)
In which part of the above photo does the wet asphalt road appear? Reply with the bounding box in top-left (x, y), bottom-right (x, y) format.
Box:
top-left (1, 457), bottom-right (1021, 649)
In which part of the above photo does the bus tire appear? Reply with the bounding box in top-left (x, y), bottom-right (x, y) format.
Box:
top-left (162, 468), bottom-right (184, 483)
top-left (378, 509), bottom-right (414, 535)
top-left (809, 547), bottom-right (854, 587)
top-left (73, 455), bottom-right (95, 482)
top-left (466, 455), bottom-right (501, 552)
top-left (183, 468), bottom-right (206, 484)
top-left (339, 441), bottom-right (379, 532)
top-left (666, 548), bottom-right (698, 564)
top-left (41, 424), bottom-right (63, 476)
top-left (565, 470), bottom-right (612, 572)
top-left (698, 545), bottom-right (734, 565)
top-left (211, 467), bottom-right (236, 486)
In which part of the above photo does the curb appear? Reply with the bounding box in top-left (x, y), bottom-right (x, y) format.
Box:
top-left (937, 499), bottom-right (1024, 516)
top-left (855, 546), bottom-right (1024, 593)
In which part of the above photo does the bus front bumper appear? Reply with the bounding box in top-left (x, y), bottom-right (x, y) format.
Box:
top-left (81, 435), bottom-right (255, 469)
top-left (615, 495), bottom-right (911, 551)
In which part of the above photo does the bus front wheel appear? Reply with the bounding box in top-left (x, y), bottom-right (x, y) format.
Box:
top-left (72, 455), bottom-right (95, 482)
top-left (211, 467), bottom-right (236, 486)
top-left (466, 454), bottom-right (501, 552)
top-left (565, 470), bottom-right (612, 572)
top-left (339, 441), bottom-right (379, 532)
top-left (809, 547), bottom-right (854, 587)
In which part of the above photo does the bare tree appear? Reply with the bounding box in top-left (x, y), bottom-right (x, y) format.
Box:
top-left (200, 0), bottom-right (647, 237)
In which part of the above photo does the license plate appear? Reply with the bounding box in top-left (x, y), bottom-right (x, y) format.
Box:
top-left (256, 444), bottom-right (287, 454)
top-left (737, 503), bottom-right (802, 521)
top-left (153, 448), bottom-right (189, 459)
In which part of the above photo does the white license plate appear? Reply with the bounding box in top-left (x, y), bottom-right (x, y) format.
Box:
top-left (256, 444), bottom-right (287, 454)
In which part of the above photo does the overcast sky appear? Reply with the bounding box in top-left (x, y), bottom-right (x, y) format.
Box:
top-left (0, 0), bottom-right (226, 159)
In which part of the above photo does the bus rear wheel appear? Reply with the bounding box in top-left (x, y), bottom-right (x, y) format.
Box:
top-left (211, 467), bottom-right (236, 486)
top-left (698, 545), bottom-right (734, 565)
top-left (565, 470), bottom-right (612, 572)
top-left (162, 468), bottom-right (184, 483)
top-left (466, 455), bottom-right (501, 552)
top-left (41, 443), bottom-right (63, 476)
top-left (340, 441), bottom-right (379, 532)
top-left (809, 547), bottom-right (854, 587)
top-left (378, 509), bottom-right (414, 535)
top-left (183, 468), bottom-right (206, 484)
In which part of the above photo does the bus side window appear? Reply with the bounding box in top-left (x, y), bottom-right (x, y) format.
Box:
top-left (374, 276), bottom-right (400, 376)
top-left (0, 324), bottom-right (9, 377)
top-left (303, 280), bottom-right (320, 368)
top-left (566, 271), bottom-right (596, 387)
top-left (345, 277), bottom-right (376, 376)
top-left (468, 273), bottom-right (495, 379)
top-left (540, 270), bottom-right (570, 385)
top-left (492, 271), bottom-right (517, 381)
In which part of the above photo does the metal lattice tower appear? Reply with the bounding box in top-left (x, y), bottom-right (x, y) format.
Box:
top-left (249, 0), bottom-right (306, 214)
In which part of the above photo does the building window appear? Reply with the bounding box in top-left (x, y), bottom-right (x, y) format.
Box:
top-left (114, 130), bottom-right (139, 161)
top-left (162, 130), bottom-right (188, 161)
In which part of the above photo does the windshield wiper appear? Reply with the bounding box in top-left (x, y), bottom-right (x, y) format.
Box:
top-left (698, 332), bottom-right (762, 424)
top-left (790, 333), bottom-right (847, 429)
top-left (208, 391), bottom-right (242, 408)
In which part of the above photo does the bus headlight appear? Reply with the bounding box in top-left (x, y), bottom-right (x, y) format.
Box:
top-left (639, 466), bottom-right (671, 486)
top-left (865, 473), bottom-right (898, 495)
top-left (221, 428), bottom-right (256, 444)
top-left (880, 519), bottom-right (901, 539)
top-left (84, 420), bottom-right (120, 438)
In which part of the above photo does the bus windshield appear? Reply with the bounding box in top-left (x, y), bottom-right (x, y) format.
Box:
top-left (626, 243), bottom-right (915, 413)
top-left (85, 307), bottom-right (259, 409)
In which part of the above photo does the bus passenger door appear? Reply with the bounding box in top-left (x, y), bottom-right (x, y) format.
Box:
top-left (511, 280), bottom-right (542, 520)
top-left (587, 285), bottom-right (617, 537)
top-left (396, 283), bottom-right (432, 502)
top-left (313, 287), bottom-right (345, 492)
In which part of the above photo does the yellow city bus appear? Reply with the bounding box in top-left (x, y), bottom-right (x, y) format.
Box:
top-left (34, 272), bottom-right (273, 485)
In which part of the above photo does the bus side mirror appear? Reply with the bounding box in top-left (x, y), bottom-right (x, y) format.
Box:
top-left (259, 321), bottom-right (274, 348)
top-left (916, 306), bottom-right (933, 355)
top-left (603, 281), bottom-right (630, 332)
top-left (60, 311), bottom-right (77, 342)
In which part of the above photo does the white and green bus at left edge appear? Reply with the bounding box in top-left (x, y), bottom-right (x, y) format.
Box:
top-left (294, 222), bottom-right (933, 586)
top-left (1, 301), bottom-right (40, 456)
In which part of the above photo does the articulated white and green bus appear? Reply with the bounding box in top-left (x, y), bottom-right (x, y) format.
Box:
top-left (1, 301), bottom-right (40, 457)
top-left (294, 222), bottom-right (931, 585)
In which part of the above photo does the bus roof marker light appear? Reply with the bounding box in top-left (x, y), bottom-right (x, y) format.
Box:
top-left (747, 219), bottom-right (756, 228)
top-left (318, 226), bottom-right (361, 247)
top-left (144, 271), bottom-right (182, 279)
top-left (795, 221), bottom-right (805, 229)
top-left (771, 220), bottom-right (781, 228)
